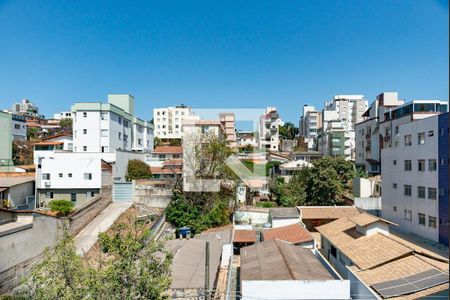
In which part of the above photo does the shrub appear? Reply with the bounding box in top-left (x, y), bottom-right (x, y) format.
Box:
top-left (48, 200), bottom-right (74, 216)
top-left (126, 159), bottom-right (152, 181)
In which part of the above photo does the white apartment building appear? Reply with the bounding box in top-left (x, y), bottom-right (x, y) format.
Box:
top-left (258, 107), bottom-right (283, 151)
top-left (318, 95), bottom-right (368, 160)
top-left (299, 105), bottom-right (321, 150)
top-left (356, 93), bottom-right (447, 174)
top-left (33, 133), bottom-right (73, 164)
top-left (9, 99), bottom-right (43, 118)
top-left (153, 105), bottom-right (194, 141)
top-left (219, 112), bottom-right (236, 145)
top-left (72, 94), bottom-right (153, 153)
top-left (381, 111), bottom-right (448, 244)
top-left (11, 114), bottom-right (27, 141)
top-left (53, 111), bottom-right (73, 120)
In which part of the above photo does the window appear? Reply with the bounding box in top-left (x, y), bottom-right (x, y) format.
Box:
top-left (83, 129), bottom-right (87, 134)
top-left (101, 129), bottom-right (108, 137)
top-left (418, 132), bottom-right (425, 145)
top-left (393, 183), bottom-right (398, 189)
top-left (439, 128), bottom-right (445, 136)
top-left (404, 209), bottom-right (412, 221)
top-left (124, 134), bottom-right (128, 142)
top-left (393, 160), bottom-right (397, 165)
top-left (118, 117), bottom-right (122, 125)
top-left (70, 193), bottom-right (76, 202)
top-left (404, 135), bottom-right (412, 146)
top-left (42, 173), bottom-right (50, 180)
top-left (46, 192), bottom-right (54, 199)
top-left (101, 112), bottom-right (108, 120)
top-left (404, 160), bottom-right (412, 171)
top-left (123, 120), bottom-right (129, 127)
top-left (429, 216), bottom-right (437, 229)
top-left (83, 112), bottom-right (87, 117)
top-left (418, 160), bottom-right (425, 171)
top-left (330, 245), bottom-right (337, 258)
top-left (428, 130), bottom-right (434, 137)
top-left (440, 158), bottom-right (446, 166)
top-left (428, 159), bottom-right (437, 171)
top-left (83, 146), bottom-right (87, 152)
top-left (14, 124), bottom-right (21, 129)
top-left (418, 213), bottom-right (426, 226)
top-left (393, 206), bottom-right (397, 212)
top-left (404, 185), bottom-right (412, 196)
top-left (68, 173), bottom-right (72, 178)
top-left (428, 188), bottom-right (437, 200)
top-left (118, 132), bottom-right (122, 140)
top-left (59, 173), bottom-right (63, 178)
top-left (84, 173), bottom-right (92, 180)
top-left (101, 146), bottom-right (109, 153)
top-left (87, 191), bottom-right (95, 198)
top-left (418, 186), bottom-right (426, 198)
top-left (138, 138), bottom-right (142, 145)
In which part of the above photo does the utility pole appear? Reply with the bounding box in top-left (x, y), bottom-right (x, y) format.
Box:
top-left (205, 241), bottom-right (210, 300)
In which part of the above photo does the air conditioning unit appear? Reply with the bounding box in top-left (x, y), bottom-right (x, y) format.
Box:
top-left (45, 181), bottom-right (51, 187)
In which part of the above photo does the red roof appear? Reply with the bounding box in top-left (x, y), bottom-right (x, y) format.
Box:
top-left (34, 141), bottom-right (64, 146)
top-left (234, 230), bottom-right (256, 243)
top-left (162, 159), bottom-right (183, 166)
top-left (263, 223), bottom-right (314, 244)
top-left (150, 166), bottom-right (182, 174)
top-left (42, 132), bottom-right (72, 141)
top-left (153, 146), bottom-right (183, 154)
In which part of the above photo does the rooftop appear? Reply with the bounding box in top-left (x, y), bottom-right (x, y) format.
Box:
top-left (0, 176), bottom-right (35, 188)
top-left (240, 239), bottom-right (335, 281)
top-left (269, 207), bottom-right (299, 218)
top-left (298, 206), bottom-right (360, 220)
top-left (152, 145), bottom-right (183, 154)
top-left (233, 230), bottom-right (256, 243)
top-left (263, 223), bottom-right (314, 244)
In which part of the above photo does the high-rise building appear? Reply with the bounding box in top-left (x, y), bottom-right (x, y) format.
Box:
top-left (318, 95), bottom-right (368, 160)
top-left (9, 99), bottom-right (43, 119)
top-left (257, 107), bottom-right (283, 151)
top-left (71, 94), bottom-right (153, 153)
top-left (153, 105), bottom-right (194, 141)
top-left (219, 113), bottom-right (236, 145)
top-left (381, 112), bottom-right (449, 245)
top-left (299, 105), bottom-right (322, 150)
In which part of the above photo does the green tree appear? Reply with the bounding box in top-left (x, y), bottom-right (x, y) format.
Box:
top-left (154, 137), bottom-right (162, 147)
top-left (126, 159), bottom-right (152, 181)
top-left (49, 200), bottom-right (74, 216)
top-left (304, 165), bottom-right (343, 205)
top-left (59, 118), bottom-right (73, 132)
top-left (312, 157), bottom-right (356, 191)
top-left (27, 127), bottom-right (39, 140)
top-left (279, 122), bottom-right (299, 140)
top-left (169, 139), bottom-right (181, 146)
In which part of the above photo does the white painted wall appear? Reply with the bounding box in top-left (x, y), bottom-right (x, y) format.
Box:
top-left (381, 115), bottom-right (439, 242)
top-left (271, 217), bottom-right (300, 228)
top-left (241, 279), bottom-right (350, 300)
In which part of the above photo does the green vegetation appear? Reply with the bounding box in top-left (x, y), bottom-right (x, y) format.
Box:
top-left (154, 136), bottom-right (162, 147)
top-left (27, 127), bottom-right (39, 140)
top-left (125, 159), bottom-right (152, 181)
top-left (12, 140), bottom-right (33, 165)
top-left (256, 201), bottom-right (274, 208)
top-left (242, 160), bottom-right (281, 176)
top-left (16, 222), bottom-right (172, 300)
top-left (271, 157), bottom-right (356, 207)
top-left (279, 122), bottom-right (299, 140)
top-left (166, 192), bottom-right (231, 234)
top-left (48, 200), bottom-right (74, 216)
top-left (169, 139), bottom-right (181, 146)
top-left (59, 118), bottom-right (72, 131)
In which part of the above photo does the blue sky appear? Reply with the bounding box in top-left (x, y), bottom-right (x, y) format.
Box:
top-left (0, 0), bottom-right (448, 124)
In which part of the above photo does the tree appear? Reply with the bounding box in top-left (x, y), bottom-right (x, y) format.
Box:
top-left (126, 159), bottom-right (152, 181)
top-left (49, 199), bottom-right (75, 216)
top-left (59, 118), bottom-right (73, 132)
top-left (169, 139), bottom-right (181, 146)
top-left (12, 140), bottom-right (33, 165)
top-left (279, 122), bottom-right (299, 140)
top-left (17, 222), bottom-right (172, 300)
top-left (312, 157), bottom-right (356, 191)
top-left (154, 137), bottom-right (162, 147)
top-left (27, 127), bottom-right (39, 140)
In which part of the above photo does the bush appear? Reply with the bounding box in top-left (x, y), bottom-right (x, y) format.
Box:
top-left (126, 159), bottom-right (152, 181)
top-left (49, 200), bottom-right (74, 216)
top-left (256, 201), bottom-right (273, 208)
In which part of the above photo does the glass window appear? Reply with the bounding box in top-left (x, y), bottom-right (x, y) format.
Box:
top-left (428, 130), bottom-right (434, 137)
top-left (393, 183), bottom-right (397, 189)
top-left (393, 160), bottom-right (397, 165)
top-left (101, 129), bottom-right (108, 137)
top-left (83, 112), bottom-right (87, 117)
top-left (42, 173), bottom-right (50, 180)
top-left (418, 213), bottom-right (426, 226)
top-left (404, 160), bottom-right (412, 171)
top-left (418, 186), bottom-right (426, 198)
top-left (118, 117), bottom-right (122, 125)
top-left (83, 129), bottom-right (87, 134)
top-left (118, 132), bottom-right (122, 140)
top-left (428, 188), bottom-right (437, 200)
top-left (83, 146), bottom-right (87, 152)
top-left (418, 159), bottom-right (425, 171)
top-left (68, 173), bottom-right (72, 177)
top-left (418, 132), bottom-right (425, 145)
top-left (428, 159), bottom-right (437, 171)
top-left (414, 103), bottom-right (435, 112)
top-left (70, 193), bottom-right (76, 202)
top-left (404, 209), bottom-right (412, 221)
top-left (429, 216), bottom-right (437, 228)
top-left (404, 185), bottom-right (412, 196)
top-left (58, 173), bottom-right (63, 178)
top-left (404, 135), bottom-right (412, 146)
top-left (84, 173), bottom-right (92, 180)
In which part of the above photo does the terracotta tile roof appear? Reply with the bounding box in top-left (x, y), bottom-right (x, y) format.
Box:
top-left (153, 146), bottom-right (183, 154)
top-left (233, 230), bottom-right (256, 243)
top-left (348, 213), bottom-right (397, 226)
top-left (33, 141), bottom-right (64, 146)
top-left (162, 159), bottom-right (183, 166)
top-left (269, 207), bottom-right (300, 218)
top-left (150, 166), bottom-right (182, 174)
top-left (263, 223), bottom-right (313, 244)
top-left (41, 132), bottom-right (72, 140)
top-left (298, 206), bottom-right (360, 220)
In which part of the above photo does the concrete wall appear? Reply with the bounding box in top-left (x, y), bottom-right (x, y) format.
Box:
top-left (133, 182), bottom-right (172, 208)
top-left (234, 210), bottom-right (269, 225)
top-left (7, 181), bottom-right (34, 208)
top-left (347, 268), bottom-right (379, 299)
top-left (241, 279), bottom-right (350, 300)
top-left (0, 213), bottom-right (61, 293)
top-left (271, 217), bottom-right (299, 228)
top-left (38, 188), bottom-right (101, 207)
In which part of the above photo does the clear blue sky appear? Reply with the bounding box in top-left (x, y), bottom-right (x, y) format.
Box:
top-left (0, 0), bottom-right (448, 124)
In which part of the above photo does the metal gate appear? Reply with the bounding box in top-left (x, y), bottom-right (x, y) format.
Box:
top-left (113, 182), bottom-right (133, 202)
